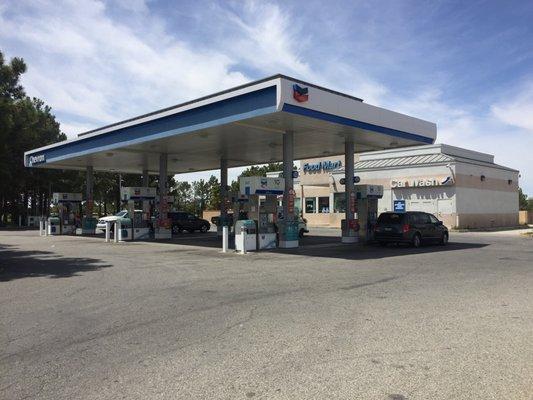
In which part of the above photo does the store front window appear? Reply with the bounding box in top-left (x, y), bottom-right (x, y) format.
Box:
top-left (333, 193), bottom-right (346, 213)
top-left (305, 197), bottom-right (316, 213)
top-left (318, 196), bottom-right (330, 213)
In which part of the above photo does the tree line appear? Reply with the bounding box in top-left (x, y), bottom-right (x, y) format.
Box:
top-left (0, 50), bottom-right (283, 225)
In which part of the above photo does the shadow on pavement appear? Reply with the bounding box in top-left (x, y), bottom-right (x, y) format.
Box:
top-left (160, 232), bottom-right (334, 249)
top-left (271, 238), bottom-right (490, 260)
top-left (0, 244), bottom-right (111, 282)
top-left (161, 232), bottom-right (229, 249)
top-left (144, 232), bottom-right (489, 261)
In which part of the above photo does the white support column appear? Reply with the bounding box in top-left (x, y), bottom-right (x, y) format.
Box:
top-left (155, 154), bottom-right (171, 239)
top-left (218, 158), bottom-right (228, 235)
top-left (342, 138), bottom-right (358, 243)
top-left (114, 221), bottom-right (119, 243)
top-left (279, 131), bottom-right (298, 248)
top-left (222, 226), bottom-right (228, 252)
top-left (105, 221), bottom-right (111, 243)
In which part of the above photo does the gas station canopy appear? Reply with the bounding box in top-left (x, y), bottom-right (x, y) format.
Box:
top-left (24, 74), bottom-right (436, 174)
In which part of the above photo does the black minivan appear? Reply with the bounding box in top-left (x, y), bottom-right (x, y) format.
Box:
top-left (168, 212), bottom-right (210, 234)
top-left (374, 211), bottom-right (448, 247)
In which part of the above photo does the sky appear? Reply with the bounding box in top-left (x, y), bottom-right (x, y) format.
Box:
top-left (1, 0), bottom-right (532, 193)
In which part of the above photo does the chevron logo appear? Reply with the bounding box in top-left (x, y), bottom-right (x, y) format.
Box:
top-left (292, 84), bottom-right (309, 102)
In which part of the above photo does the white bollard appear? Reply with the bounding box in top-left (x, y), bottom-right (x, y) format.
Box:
top-left (44, 220), bottom-right (49, 236)
top-left (105, 221), bottom-right (111, 243)
top-left (39, 220), bottom-right (44, 236)
top-left (114, 221), bottom-right (119, 243)
top-left (222, 225), bottom-right (228, 253)
top-left (242, 226), bottom-right (247, 255)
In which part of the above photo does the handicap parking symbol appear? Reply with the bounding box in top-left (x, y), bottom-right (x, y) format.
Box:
top-left (393, 200), bottom-right (406, 213)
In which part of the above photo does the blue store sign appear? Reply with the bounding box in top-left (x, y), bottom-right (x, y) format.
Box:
top-left (303, 160), bottom-right (342, 173)
top-left (393, 200), bottom-right (406, 213)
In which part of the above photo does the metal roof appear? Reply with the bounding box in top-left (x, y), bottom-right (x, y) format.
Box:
top-left (351, 153), bottom-right (453, 170)
top-left (330, 148), bottom-right (518, 173)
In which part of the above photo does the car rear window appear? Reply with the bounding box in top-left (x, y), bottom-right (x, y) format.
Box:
top-left (377, 213), bottom-right (406, 224)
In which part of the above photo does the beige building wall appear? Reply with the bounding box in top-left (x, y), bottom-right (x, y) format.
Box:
top-left (454, 162), bottom-right (518, 228)
top-left (295, 144), bottom-right (520, 230)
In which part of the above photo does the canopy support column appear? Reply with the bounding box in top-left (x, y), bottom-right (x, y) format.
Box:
top-left (81, 166), bottom-right (96, 234)
top-left (279, 131), bottom-right (298, 248)
top-left (142, 169), bottom-right (149, 187)
top-left (342, 138), bottom-right (358, 243)
top-left (86, 166), bottom-right (93, 216)
top-left (218, 158), bottom-right (228, 235)
top-left (155, 154), bottom-right (171, 239)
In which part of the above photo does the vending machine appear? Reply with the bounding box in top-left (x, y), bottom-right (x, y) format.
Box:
top-left (355, 184), bottom-right (384, 243)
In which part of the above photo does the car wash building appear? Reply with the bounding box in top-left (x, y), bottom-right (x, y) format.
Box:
top-left (292, 144), bottom-right (519, 229)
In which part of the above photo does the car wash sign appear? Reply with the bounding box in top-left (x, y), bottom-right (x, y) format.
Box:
top-left (303, 160), bottom-right (342, 173)
top-left (28, 154), bottom-right (46, 166)
top-left (391, 176), bottom-right (454, 188)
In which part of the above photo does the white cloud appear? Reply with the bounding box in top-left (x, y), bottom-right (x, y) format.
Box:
top-left (59, 121), bottom-right (98, 138)
top-left (491, 81), bottom-right (533, 132)
top-left (0, 0), bottom-right (249, 134)
top-left (220, 1), bottom-right (312, 78)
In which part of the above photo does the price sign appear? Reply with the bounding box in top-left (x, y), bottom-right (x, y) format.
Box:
top-left (349, 191), bottom-right (357, 213)
top-left (158, 218), bottom-right (171, 229)
top-left (348, 219), bottom-right (360, 231)
top-left (288, 188), bottom-right (295, 214)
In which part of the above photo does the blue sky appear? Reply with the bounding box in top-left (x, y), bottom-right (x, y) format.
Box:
top-left (1, 0), bottom-right (532, 193)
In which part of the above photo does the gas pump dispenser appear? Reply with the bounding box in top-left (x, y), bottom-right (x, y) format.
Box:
top-left (235, 176), bottom-right (284, 251)
top-left (119, 187), bottom-right (156, 241)
top-left (355, 184), bottom-right (383, 243)
top-left (48, 193), bottom-right (82, 235)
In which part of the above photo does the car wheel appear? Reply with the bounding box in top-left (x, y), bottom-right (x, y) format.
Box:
top-left (299, 228), bottom-right (305, 238)
top-left (412, 233), bottom-right (421, 248)
top-left (172, 225), bottom-right (182, 234)
top-left (200, 225), bottom-right (208, 233)
top-left (440, 232), bottom-right (449, 245)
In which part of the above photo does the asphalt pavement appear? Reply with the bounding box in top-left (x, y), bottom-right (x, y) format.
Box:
top-left (1, 229), bottom-right (532, 399)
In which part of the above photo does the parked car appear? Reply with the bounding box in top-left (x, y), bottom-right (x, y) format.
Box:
top-left (374, 211), bottom-right (448, 247)
top-left (96, 210), bottom-right (143, 232)
top-left (168, 212), bottom-right (210, 233)
top-left (211, 213), bottom-right (234, 226)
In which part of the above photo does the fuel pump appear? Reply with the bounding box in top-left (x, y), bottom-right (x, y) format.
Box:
top-left (355, 184), bottom-right (384, 243)
top-left (235, 176), bottom-right (284, 250)
top-left (48, 193), bottom-right (82, 235)
top-left (119, 187), bottom-right (156, 240)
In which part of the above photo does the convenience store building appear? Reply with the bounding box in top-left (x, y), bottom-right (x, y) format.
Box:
top-left (290, 144), bottom-right (519, 229)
